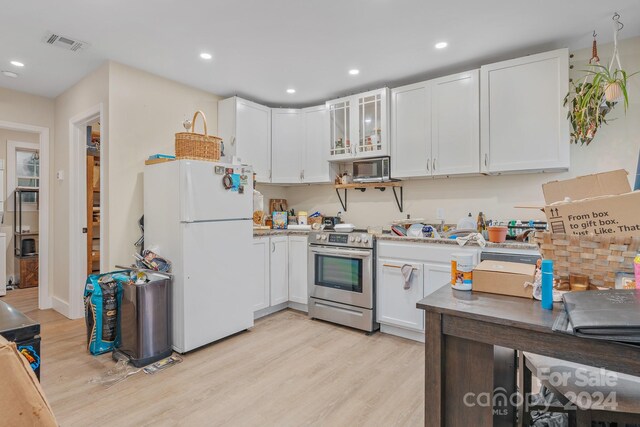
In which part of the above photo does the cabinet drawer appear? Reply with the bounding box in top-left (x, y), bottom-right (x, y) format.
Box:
top-left (378, 241), bottom-right (478, 263)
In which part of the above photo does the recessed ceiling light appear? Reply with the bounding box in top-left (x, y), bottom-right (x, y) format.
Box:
top-left (199, 52), bottom-right (212, 60)
top-left (2, 71), bottom-right (18, 78)
top-left (435, 42), bottom-right (448, 49)
top-left (349, 69), bottom-right (360, 75)
top-left (286, 88), bottom-right (296, 94)
top-left (10, 61), bottom-right (24, 67)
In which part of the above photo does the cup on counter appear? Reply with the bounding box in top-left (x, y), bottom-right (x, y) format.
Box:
top-left (569, 273), bottom-right (589, 291)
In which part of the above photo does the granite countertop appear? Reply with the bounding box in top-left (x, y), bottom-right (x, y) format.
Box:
top-left (375, 234), bottom-right (539, 250)
top-left (253, 229), bottom-right (311, 237)
top-left (252, 228), bottom-right (538, 250)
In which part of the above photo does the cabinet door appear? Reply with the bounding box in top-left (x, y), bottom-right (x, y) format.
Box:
top-left (271, 109), bottom-right (304, 184)
top-left (327, 98), bottom-right (353, 161)
top-left (269, 236), bottom-right (288, 305)
top-left (432, 70), bottom-right (480, 176)
top-left (354, 88), bottom-right (390, 158)
top-left (288, 236), bottom-right (308, 304)
top-left (302, 105), bottom-right (330, 183)
top-left (250, 237), bottom-right (270, 312)
top-left (423, 262), bottom-right (451, 298)
top-left (377, 259), bottom-right (425, 331)
top-left (391, 82), bottom-right (431, 178)
top-left (236, 98), bottom-right (272, 182)
top-left (480, 49), bottom-right (569, 173)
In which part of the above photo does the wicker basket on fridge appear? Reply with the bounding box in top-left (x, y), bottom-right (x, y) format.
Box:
top-left (534, 231), bottom-right (640, 288)
top-left (175, 110), bottom-right (221, 161)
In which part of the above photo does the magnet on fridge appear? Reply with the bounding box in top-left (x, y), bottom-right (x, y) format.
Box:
top-left (238, 185), bottom-right (244, 194)
top-left (240, 174), bottom-right (248, 185)
top-left (214, 166), bottom-right (225, 175)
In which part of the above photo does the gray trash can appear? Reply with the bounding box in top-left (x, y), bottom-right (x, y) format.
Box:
top-left (116, 271), bottom-right (172, 367)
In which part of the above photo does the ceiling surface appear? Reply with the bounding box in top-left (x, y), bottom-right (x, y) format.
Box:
top-left (1, 0), bottom-right (639, 106)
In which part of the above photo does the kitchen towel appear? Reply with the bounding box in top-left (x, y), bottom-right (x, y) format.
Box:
top-left (401, 264), bottom-right (413, 290)
top-left (456, 233), bottom-right (487, 248)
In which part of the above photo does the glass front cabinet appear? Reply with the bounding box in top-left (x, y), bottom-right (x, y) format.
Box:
top-left (327, 88), bottom-right (389, 161)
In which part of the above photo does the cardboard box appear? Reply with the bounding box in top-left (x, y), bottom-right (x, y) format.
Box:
top-left (0, 335), bottom-right (57, 426)
top-left (542, 170), bottom-right (640, 237)
top-left (473, 260), bottom-right (536, 298)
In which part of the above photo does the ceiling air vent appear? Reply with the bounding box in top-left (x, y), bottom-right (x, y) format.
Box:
top-left (43, 31), bottom-right (89, 52)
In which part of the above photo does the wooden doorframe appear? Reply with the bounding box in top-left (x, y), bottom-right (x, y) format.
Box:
top-left (0, 120), bottom-right (51, 310)
top-left (68, 104), bottom-right (104, 319)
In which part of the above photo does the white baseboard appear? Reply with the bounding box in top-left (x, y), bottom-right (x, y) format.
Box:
top-left (380, 324), bottom-right (425, 342)
top-left (51, 296), bottom-right (70, 318)
top-left (254, 302), bottom-right (288, 320)
top-left (287, 301), bottom-right (308, 313)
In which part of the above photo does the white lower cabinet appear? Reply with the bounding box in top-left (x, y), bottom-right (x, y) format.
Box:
top-left (377, 260), bottom-right (424, 331)
top-left (423, 262), bottom-right (452, 298)
top-left (288, 236), bottom-right (308, 304)
top-left (252, 235), bottom-right (309, 318)
top-left (270, 236), bottom-right (289, 305)
top-left (250, 237), bottom-right (270, 312)
top-left (376, 241), bottom-right (480, 341)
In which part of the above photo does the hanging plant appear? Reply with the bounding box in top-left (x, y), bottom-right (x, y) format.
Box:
top-left (564, 14), bottom-right (637, 145)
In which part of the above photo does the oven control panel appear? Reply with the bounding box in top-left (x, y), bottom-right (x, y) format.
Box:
top-left (309, 232), bottom-right (374, 248)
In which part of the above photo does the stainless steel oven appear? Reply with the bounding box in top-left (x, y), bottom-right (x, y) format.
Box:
top-left (308, 231), bottom-right (378, 332)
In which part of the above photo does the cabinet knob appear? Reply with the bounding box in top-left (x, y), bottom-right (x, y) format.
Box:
top-left (433, 158), bottom-right (437, 171)
top-left (484, 153), bottom-right (489, 167)
top-left (426, 158), bottom-right (430, 172)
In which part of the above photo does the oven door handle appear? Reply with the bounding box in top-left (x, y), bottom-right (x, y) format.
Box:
top-left (309, 248), bottom-right (372, 258)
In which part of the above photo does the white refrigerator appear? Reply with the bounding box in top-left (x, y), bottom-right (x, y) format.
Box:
top-left (144, 160), bottom-right (254, 353)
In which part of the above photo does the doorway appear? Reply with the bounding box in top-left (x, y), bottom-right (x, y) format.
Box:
top-left (0, 120), bottom-right (51, 310)
top-left (68, 104), bottom-right (105, 319)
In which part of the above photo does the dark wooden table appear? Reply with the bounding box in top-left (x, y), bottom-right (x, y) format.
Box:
top-left (417, 287), bottom-right (640, 426)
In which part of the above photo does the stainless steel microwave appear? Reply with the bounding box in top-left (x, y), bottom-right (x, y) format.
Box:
top-left (352, 156), bottom-right (390, 183)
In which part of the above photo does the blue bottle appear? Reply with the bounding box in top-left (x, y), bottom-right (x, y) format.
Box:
top-left (541, 259), bottom-right (553, 310)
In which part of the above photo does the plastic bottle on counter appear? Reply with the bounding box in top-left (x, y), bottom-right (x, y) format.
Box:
top-left (541, 259), bottom-right (554, 310)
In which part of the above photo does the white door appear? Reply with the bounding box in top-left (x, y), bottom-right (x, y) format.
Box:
top-left (377, 260), bottom-right (425, 331)
top-left (236, 98), bottom-right (272, 181)
top-left (423, 262), bottom-right (452, 298)
top-left (302, 105), bottom-right (330, 183)
top-left (288, 236), bottom-right (308, 305)
top-left (270, 236), bottom-right (288, 305)
top-left (391, 82), bottom-right (431, 178)
top-left (181, 220), bottom-right (254, 352)
top-left (327, 98), bottom-right (354, 161)
top-left (271, 109), bottom-right (304, 184)
top-left (354, 88), bottom-right (390, 158)
top-left (480, 49), bottom-right (569, 173)
top-left (179, 160), bottom-right (253, 222)
top-left (432, 70), bottom-right (480, 176)
top-left (250, 237), bottom-right (270, 312)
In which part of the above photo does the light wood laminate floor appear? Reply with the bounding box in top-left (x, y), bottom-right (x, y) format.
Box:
top-left (2, 288), bottom-right (424, 426)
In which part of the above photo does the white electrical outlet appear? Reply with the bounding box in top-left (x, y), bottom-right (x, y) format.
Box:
top-left (57, 170), bottom-right (64, 181)
top-left (436, 208), bottom-right (445, 220)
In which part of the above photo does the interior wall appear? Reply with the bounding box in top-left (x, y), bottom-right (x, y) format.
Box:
top-left (53, 63), bottom-right (109, 307)
top-left (284, 36), bottom-right (640, 228)
top-left (0, 87), bottom-right (54, 299)
top-left (0, 129), bottom-right (40, 279)
top-left (107, 62), bottom-right (221, 269)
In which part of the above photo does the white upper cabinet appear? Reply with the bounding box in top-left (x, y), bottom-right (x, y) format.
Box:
top-left (391, 70), bottom-right (480, 178)
top-left (302, 105), bottom-right (331, 183)
top-left (327, 88), bottom-right (389, 161)
top-left (480, 49), bottom-right (570, 174)
top-left (391, 81), bottom-right (432, 178)
top-left (271, 105), bottom-right (331, 184)
top-left (431, 70), bottom-right (480, 176)
top-left (218, 97), bottom-right (272, 182)
top-left (271, 109), bottom-right (304, 184)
